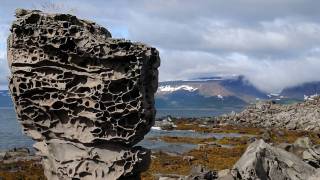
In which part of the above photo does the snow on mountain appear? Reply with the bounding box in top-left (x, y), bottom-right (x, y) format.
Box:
top-left (267, 93), bottom-right (283, 99)
top-left (158, 85), bottom-right (198, 93)
top-left (304, 94), bottom-right (319, 101)
top-left (217, 94), bottom-right (223, 99)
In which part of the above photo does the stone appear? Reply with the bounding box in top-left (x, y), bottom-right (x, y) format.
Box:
top-left (0, 147), bottom-right (39, 163)
top-left (217, 169), bottom-right (233, 180)
top-left (156, 174), bottom-right (184, 180)
top-left (183, 155), bottom-right (195, 162)
top-left (8, 9), bottom-right (160, 179)
top-left (232, 139), bottom-right (317, 180)
top-left (0, 152), bottom-right (5, 161)
top-left (187, 165), bottom-right (217, 180)
top-left (294, 137), bottom-right (313, 149)
top-left (261, 129), bottom-right (272, 142)
top-left (3, 147), bottom-right (30, 160)
top-left (154, 116), bottom-right (177, 130)
top-left (293, 137), bottom-right (320, 168)
top-left (276, 137), bottom-right (320, 169)
top-left (309, 170), bottom-right (320, 180)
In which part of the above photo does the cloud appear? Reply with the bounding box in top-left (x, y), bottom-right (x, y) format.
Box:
top-left (0, 0), bottom-right (320, 92)
top-left (160, 49), bottom-right (320, 92)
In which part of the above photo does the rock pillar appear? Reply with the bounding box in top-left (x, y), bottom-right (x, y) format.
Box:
top-left (8, 9), bottom-right (160, 180)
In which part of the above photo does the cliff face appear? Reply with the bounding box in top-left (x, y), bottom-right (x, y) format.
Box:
top-left (8, 9), bottom-right (160, 179)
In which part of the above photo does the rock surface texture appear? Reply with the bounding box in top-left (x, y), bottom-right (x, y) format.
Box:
top-left (217, 96), bottom-right (320, 131)
top-left (8, 9), bottom-right (160, 180)
top-left (232, 139), bottom-right (318, 180)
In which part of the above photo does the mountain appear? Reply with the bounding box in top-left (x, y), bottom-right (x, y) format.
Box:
top-left (156, 89), bottom-right (247, 109)
top-left (1, 78), bottom-right (319, 110)
top-left (280, 81), bottom-right (320, 100)
top-left (156, 76), bottom-right (268, 111)
top-left (156, 77), bottom-right (320, 110)
top-left (0, 90), bottom-right (13, 108)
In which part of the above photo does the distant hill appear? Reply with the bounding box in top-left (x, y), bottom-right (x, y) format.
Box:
top-left (156, 89), bottom-right (246, 109)
top-left (156, 76), bottom-right (320, 110)
top-left (280, 81), bottom-right (320, 100)
top-left (156, 76), bottom-right (268, 110)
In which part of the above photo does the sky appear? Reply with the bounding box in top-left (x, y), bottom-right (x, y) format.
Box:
top-left (1, 0), bottom-right (320, 92)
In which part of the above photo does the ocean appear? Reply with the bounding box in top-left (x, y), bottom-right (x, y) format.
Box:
top-left (156, 108), bottom-right (240, 118)
top-left (0, 107), bottom-right (238, 151)
top-left (0, 108), bottom-right (34, 150)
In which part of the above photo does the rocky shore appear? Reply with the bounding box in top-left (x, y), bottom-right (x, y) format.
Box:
top-left (216, 96), bottom-right (320, 131)
top-left (2, 97), bottom-right (320, 179)
top-left (147, 97), bottom-right (320, 179)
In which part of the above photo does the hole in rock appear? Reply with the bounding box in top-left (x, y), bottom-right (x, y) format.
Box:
top-left (108, 79), bottom-right (129, 94)
top-left (85, 101), bottom-right (90, 107)
top-left (25, 14), bottom-right (40, 24)
top-left (31, 56), bottom-right (37, 61)
top-left (19, 83), bottom-right (27, 90)
top-left (52, 101), bottom-right (64, 109)
top-left (48, 28), bottom-right (53, 34)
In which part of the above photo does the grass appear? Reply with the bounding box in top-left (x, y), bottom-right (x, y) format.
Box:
top-left (0, 160), bottom-right (45, 180)
top-left (174, 119), bottom-right (263, 135)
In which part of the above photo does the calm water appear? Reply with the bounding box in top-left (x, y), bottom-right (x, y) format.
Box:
top-left (0, 109), bottom-right (34, 150)
top-left (156, 108), bottom-right (240, 118)
top-left (0, 108), bottom-right (238, 151)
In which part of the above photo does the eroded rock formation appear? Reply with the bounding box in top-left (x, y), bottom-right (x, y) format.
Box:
top-left (8, 9), bottom-right (160, 179)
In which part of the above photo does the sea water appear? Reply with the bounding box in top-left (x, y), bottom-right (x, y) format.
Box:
top-left (0, 107), bottom-right (240, 151)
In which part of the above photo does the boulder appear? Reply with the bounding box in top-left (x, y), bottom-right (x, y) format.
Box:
top-left (294, 137), bottom-right (320, 168)
top-left (8, 9), bottom-right (160, 179)
top-left (277, 137), bottom-right (320, 168)
top-left (186, 165), bottom-right (217, 180)
top-left (232, 139), bottom-right (317, 180)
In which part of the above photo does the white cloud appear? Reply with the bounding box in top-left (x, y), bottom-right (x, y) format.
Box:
top-left (0, 0), bottom-right (320, 92)
top-left (160, 50), bottom-right (320, 93)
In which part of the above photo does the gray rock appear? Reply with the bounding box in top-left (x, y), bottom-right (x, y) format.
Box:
top-left (218, 97), bottom-right (320, 131)
top-left (278, 137), bottom-right (320, 168)
top-left (3, 147), bottom-right (30, 160)
top-left (8, 9), bottom-right (160, 179)
top-left (309, 170), bottom-right (320, 180)
top-left (294, 137), bottom-right (313, 149)
top-left (261, 129), bottom-right (272, 142)
top-left (0, 152), bottom-right (6, 161)
top-left (294, 137), bottom-right (320, 168)
top-left (232, 139), bottom-right (317, 180)
top-left (155, 116), bottom-right (177, 130)
top-left (156, 174), bottom-right (184, 180)
top-left (217, 169), bottom-right (233, 180)
top-left (186, 165), bottom-right (217, 180)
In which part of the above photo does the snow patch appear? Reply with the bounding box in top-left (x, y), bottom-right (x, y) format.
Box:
top-left (151, 126), bottom-right (162, 130)
top-left (158, 85), bottom-right (198, 92)
top-left (267, 93), bottom-right (280, 98)
top-left (304, 94), bottom-right (319, 101)
top-left (217, 94), bottom-right (224, 99)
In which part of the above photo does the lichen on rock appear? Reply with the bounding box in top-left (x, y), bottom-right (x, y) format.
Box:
top-left (8, 8), bottom-right (160, 180)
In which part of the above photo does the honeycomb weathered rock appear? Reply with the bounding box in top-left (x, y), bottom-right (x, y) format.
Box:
top-left (8, 9), bottom-right (160, 179)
